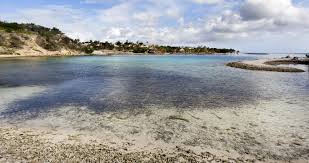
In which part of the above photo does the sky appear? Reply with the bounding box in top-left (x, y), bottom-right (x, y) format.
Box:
top-left (1, 0), bottom-right (309, 53)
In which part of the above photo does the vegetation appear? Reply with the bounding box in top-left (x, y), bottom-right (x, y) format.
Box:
top-left (0, 21), bottom-right (237, 55)
top-left (9, 35), bottom-right (24, 49)
top-left (0, 34), bottom-right (5, 46)
top-left (84, 40), bottom-right (236, 54)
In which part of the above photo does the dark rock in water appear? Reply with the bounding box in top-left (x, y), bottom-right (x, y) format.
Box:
top-left (266, 59), bottom-right (309, 65)
top-left (226, 62), bottom-right (305, 73)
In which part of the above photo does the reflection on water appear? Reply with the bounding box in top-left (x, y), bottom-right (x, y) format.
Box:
top-left (0, 55), bottom-right (308, 118)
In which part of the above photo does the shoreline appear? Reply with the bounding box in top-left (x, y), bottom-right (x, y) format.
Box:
top-left (227, 58), bottom-right (309, 73)
top-left (0, 52), bottom-right (234, 58)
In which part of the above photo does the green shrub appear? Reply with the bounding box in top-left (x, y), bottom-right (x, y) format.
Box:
top-left (133, 47), bottom-right (147, 53)
top-left (0, 35), bottom-right (5, 46)
top-left (5, 28), bottom-right (13, 33)
top-left (35, 36), bottom-right (59, 51)
top-left (82, 47), bottom-right (94, 54)
top-left (9, 35), bottom-right (24, 49)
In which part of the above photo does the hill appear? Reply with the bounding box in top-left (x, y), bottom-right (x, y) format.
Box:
top-left (0, 21), bottom-right (236, 56)
top-left (0, 21), bottom-right (92, 56)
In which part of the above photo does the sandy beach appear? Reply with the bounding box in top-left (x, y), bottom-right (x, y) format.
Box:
top-left (0, 86), bottom-right (308, 162)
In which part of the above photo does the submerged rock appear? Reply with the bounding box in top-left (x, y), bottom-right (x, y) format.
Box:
top-left (227, 58), bottom-right (309, 73)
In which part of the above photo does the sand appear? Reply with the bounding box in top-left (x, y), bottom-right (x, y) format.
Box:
top-left (0, 97), bottom-right (308, 162)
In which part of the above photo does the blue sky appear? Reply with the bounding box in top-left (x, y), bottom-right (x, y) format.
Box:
top-left (1, 0), bottom-right (309, 53)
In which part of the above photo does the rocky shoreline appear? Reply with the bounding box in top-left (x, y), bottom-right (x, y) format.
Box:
top-left (227, 58), bottom-right (309, 72)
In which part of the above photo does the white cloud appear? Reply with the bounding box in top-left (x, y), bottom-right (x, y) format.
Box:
top-left (240, 0), bottom-right (309, 27)
top-left (81, 0), bottom-right (124, 4)
top-left (97, 2), bottom-right (133, 25)
top-left (191, 0), bottom-right (224, 5)
top-left (2, 0), bottom-right (309, 52)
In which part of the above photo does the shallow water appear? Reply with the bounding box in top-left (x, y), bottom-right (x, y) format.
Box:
top-left (0, 55), bottom-right (308, 118)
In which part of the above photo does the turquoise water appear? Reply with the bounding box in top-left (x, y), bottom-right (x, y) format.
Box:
top-left (0, 55), bottom-right (308, 118)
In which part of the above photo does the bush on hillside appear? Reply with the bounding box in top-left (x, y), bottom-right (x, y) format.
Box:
top-left (35, 36), bottom-right (59, 51)
top-left (0, 21), bottom-right (24, 32)
top-left (9, 35), bottom-right (24, 49)
top-left (82, 46), bottom-right (94, 54)
top-left (0, 34), bottom-right (5, 46)
top-left (133, 47), bottom-right (148, 53)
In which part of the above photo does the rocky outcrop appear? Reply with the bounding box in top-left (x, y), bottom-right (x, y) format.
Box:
top-left (227, 58), bottom-right (309, 73)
